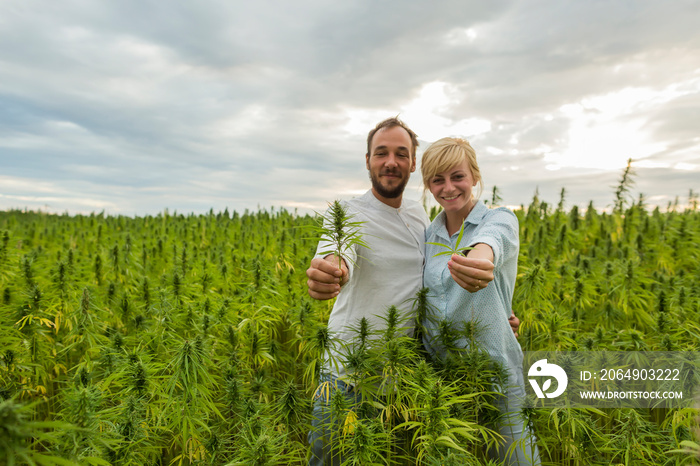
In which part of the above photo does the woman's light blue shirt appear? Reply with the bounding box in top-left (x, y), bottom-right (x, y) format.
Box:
top-left (423, 200), bottom-right (524, 387)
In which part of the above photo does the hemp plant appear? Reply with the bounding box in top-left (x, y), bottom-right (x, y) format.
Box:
top-left (426, 220), bottom-right (473, 257)
top-left (312, 200), bottom-right (369, 271)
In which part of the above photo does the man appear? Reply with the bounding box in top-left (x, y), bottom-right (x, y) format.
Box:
top-left (305, 117), bottom-right (517, 465)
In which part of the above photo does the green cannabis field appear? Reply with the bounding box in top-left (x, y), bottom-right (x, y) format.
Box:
top-left (1, 188), bottom-right (699, 465)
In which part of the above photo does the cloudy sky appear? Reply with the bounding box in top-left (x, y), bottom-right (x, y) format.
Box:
top-left (1, 0), bottom-right (699, 216)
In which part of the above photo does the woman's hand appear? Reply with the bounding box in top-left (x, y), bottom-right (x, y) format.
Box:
top-left (448, 243), bottom-right (494, 293)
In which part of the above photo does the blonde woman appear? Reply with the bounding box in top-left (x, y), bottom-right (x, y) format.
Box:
top-left (421, 137), bottom-right (540, 465)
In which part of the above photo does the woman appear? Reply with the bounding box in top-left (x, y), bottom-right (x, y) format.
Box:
top-left (421, 137), bottom-right (540, 465)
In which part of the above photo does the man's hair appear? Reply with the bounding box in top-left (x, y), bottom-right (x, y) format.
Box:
top-left (366, 117), bottom-right (419, 159)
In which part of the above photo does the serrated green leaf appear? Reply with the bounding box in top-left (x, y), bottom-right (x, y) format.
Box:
top-left (425, 241), bottom-right (450, 248)
top-left (455, 218), bottom-right (467, 249)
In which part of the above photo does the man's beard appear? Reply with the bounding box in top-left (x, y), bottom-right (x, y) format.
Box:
top-left (370, 171), bottom-right (408, 199)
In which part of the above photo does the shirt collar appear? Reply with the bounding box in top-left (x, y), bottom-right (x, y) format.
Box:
top-left (429, 210), bottom-right (450, 241)
top-left (362, 189), bottom-right (403, 213)
top-left (464, 199), bottom-right (487, 225)
top-left (429, 199), bottom-right (487, 240)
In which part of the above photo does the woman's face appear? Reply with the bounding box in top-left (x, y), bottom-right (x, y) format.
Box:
top-left (428, 158), bottom-right (475, 216)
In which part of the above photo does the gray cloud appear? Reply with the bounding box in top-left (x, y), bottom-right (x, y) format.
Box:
top-left (0, 0), bottom-right (698, 215)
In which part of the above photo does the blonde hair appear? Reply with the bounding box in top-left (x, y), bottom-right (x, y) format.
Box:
top-left (421, 137), bottom-right (483, 199)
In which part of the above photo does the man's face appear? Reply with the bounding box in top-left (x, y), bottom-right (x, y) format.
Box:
top-left (366, 126), bottom-right (416, 206)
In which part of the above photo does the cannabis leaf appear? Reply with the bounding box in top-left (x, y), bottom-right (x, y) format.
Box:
top-left (426, 219), bottom-right (474, 257)
top-left (311, 200), bottom-right (370, 269)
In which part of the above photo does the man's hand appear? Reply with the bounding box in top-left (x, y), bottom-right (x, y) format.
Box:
top-left (306, 255), bottom-right (349, 300)
top-left (509, 312), bottom-right (520, 337)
